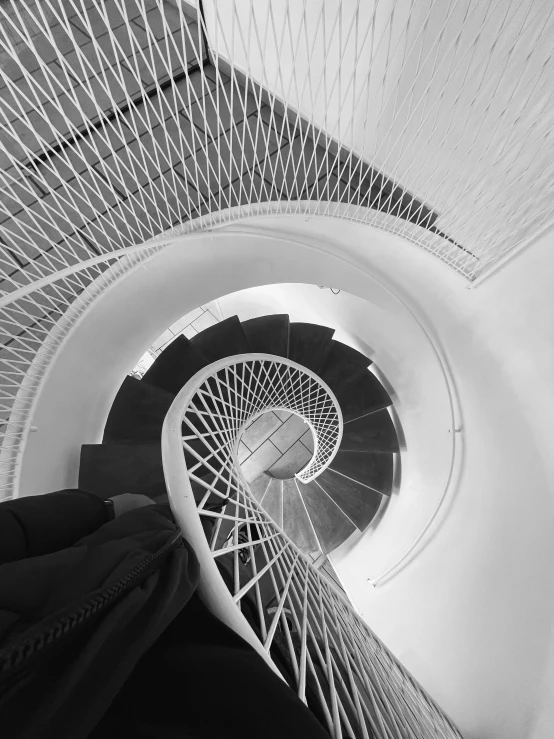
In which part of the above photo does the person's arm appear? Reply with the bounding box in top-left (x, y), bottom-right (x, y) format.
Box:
top-left (0, 489), bottom-right (111, 565)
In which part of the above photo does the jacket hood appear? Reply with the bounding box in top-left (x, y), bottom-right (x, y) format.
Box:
top-left (0, 504), bottom-right (182, 647)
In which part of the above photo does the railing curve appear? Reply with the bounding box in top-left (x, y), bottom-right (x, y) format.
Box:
top-left (162, 353), bottom-right (464, 739)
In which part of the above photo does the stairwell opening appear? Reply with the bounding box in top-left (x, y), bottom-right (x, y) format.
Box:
top-left (101, 301), bottom-right (400, 559)
top-left (238, 410), bottom-right (314, 482)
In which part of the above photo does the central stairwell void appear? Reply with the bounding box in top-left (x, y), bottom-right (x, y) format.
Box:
top-left (81, 314), bottom-right (399, 561)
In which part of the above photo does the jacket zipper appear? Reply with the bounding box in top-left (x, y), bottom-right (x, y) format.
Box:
top-left (0, 529), bottom-right (183, 675)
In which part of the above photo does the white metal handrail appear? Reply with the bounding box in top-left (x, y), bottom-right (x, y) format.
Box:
top-left (172, 353), bottom-right (342, 484)
top-left (0, 245), bottom-right (163, 498)
top-left (162, 354), bottom-right (464, 739)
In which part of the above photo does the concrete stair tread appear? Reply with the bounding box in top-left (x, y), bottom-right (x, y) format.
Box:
top-left (79, 442), bottom-right (165, 499)
top-left (282, 479), bottom-right (320, 556)
top-left (316, 468), bottom-right (383, 530)
top-left (142, 335), bottom-right (210, 395)
top-left (103, 376), bottom-right (175, 443)
top-left (288, 322), bottom-right (335, 375)
top-left (241, 314), bottom-right (290, 358)
top-left (336, 371), bottom-right (392, 422)
top-left (190, 315), bottom-right (249, 362)
top-left (192, 469), bottom-right (236, 511)
top-left (183, 433), bottom-right (219, 479)
top-left (249, 473), bottom-right (273, 503)
top-left (262, 478), bottom-right (283, 528)
top-left (296, 479), bottom-right (356, 554)
top-left (319, 340), bottom-right (371, 397)
top-left (340, 409), bottom-right (399, 453)
top-left (329, 450), bottom-right (394, 496)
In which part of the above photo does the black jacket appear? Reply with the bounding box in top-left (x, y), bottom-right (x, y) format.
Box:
top-left (0, 491), bottom-right (330, 738)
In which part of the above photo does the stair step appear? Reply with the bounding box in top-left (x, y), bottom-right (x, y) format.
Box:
top-left (316, 468), bottom-right (383, 530)
top-left (340, 409), bottom-right (399, 452)
top-left (296, 479), bottom-right (356, 554)
top-left (319, 340), bottom-right (370, 397)
top-left (196, 374), bottom-right (233, 414)
top-left (241, 314), bottom-right (290, 358)
top-left (329, 450), bottom-right (394, 495)
top-left (79, 443), bottom-right (166, 499)
top-left (191, 469), bottom-right (236, 511)
top-left (267, 439), bottom-right (312, 480)
top-left (103, 376), bottom-right (174, 443)
top-left (190, 315), bottom-right (249, 363)
top-left (288, 322), bottom-right (334, 375)
top-left (320, 559), bottom-right (344, 592)
top-left (182, 409), bottom-right (222, 441)
top-left (262, 478), bottom-right (283, 528)
top-left (282, 479), bottom-right (320, 555)
top-left (142, 335), bottom-right (210, 395)
top-left (248, 473), bottom-right (273, 503)
top-left (336, 371), bottom-right (392, 422)
top-left (183, 433), bottom-right (218, 479)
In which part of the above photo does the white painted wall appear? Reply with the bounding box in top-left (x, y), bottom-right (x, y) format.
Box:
top-left (18, 211), bottom-right (554, 739)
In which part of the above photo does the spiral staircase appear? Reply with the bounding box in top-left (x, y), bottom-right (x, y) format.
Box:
top-left (74, 315), bottom-right (462, 739)
top-left (80, 313), bottom-right (399, 560)
top-left (2, 0), bottom-right (554, 736)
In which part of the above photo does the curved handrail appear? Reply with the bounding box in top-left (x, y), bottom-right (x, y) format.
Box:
top-left (0, 245), bottom-right (163, 499)
top-left (180, 219), bottom-right (463, 587)
top-left (161, 353), bottom-right (342, 673)
top-left (162, 353), bottom-right (464, 739)
top-left (163, 352), bottom-right (343, 485)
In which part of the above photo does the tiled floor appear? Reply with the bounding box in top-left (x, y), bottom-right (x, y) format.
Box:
top-left (151, 301), bottom-right (223, 353)
top-left (239, 410), bottom-right (315, 483)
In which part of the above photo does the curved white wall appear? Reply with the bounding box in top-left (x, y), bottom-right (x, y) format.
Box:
top-left (19, 212), bottom-right (554, 739)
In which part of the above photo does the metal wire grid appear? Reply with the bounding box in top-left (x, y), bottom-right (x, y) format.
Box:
top-left (0, 244), bottom-right (161, 498)
top-left (164, 353), bottom-right (464, 739)
top-left (1, 0), bottom-right (553, 293)
top-left (181, 357), bottom-right (342, 487)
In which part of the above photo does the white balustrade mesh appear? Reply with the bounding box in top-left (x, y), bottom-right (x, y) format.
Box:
top-left (163, 353), bottom-right (463, 739)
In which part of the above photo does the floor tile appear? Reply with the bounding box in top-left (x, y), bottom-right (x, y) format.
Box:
top-left (237, 440), bottom-right (250, 463)
top-left (182, 324), bottom-right (198, 339)
top-left (300, 429), bottom-right (315, 453)
top-left (240, 439), bottom-right (282, 483)
top-left (151, 328), bottom-right (173, 352)
top-left (204, 300), bottom-right (224, 321)
top-left (273, 409), bottom-right (292, 423)
top-left (270, 413), bottom-right (311, 453)
top-left (268, 440), bottom-right (312, 479)
top-left (241, 411), bottom-right (281, 452)
top-left (191, 309), bottom-right (218, 333)
top-left (169, 306), bottom-right (204, 333)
